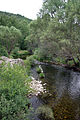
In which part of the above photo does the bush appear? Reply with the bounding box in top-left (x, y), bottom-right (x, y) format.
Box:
top-left (39, 73), bottom-right (45, 78)
top-left (24, 55), bottom-right (35, 75)
top-left (27, 55), bottom-right (35, 66)
top-left (12, 49), bottom-right (29, 59)
top-left (0, 64), bottom-right (31, 120)
top-left (18, 50), bottom-right (29, 59)
top-left (0, 46), bottom-right (8, 57)
top-left (36, 105), bottom-right (55, 120)
top-left (24, 59), bottom-right (31, 75)
top-left (36, 67), bottom-right (41, 74)
top-left (67, 60), bottom-right (74, 66)
top-left (11, 47), bottom-right (19, 59)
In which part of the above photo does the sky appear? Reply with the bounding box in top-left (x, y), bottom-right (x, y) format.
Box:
top-left (0, 0), bottom-right (43, 20)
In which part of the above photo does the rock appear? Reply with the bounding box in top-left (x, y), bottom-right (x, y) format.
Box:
top-left (29, 77), bottom-right (46, 96)
top-left (39, 65), bottom-right (43, 73)
top-left (1, 56), bottom-right (9, 61)
top-left (1, 56), bottom-right (24, 66)
top-left (34, 60), bottom-right (48, 65)
top-left (0, 60), bottom-right (3, 65)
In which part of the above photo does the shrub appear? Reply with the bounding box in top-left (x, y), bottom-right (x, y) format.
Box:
top-left (68, 60), bottom-right (74, 66)
top-left (12, 49), bottom-right (29, 59)
top-left (0, 64), bottom-right (31, 120)
top-left (24, 60), bottom-right (31, 75)
top-left (33, 49), bottom-right (39, 60)
top-left (36, 105), bottom-right (55, 120)
top-left (39, 73), bottom-right (45, 78)
top-left (18, 50), bottom-right (29, 59)
top-left (36, 67), bottom-right (41, 74)
top-left (0, 46), bottom-right (8, 57)
top-left (11, 47), bottom-right (19, 59)
top-left (27, 55), bottom-right (35, 66)
top-left (24, 55), bottom-right (36, 75)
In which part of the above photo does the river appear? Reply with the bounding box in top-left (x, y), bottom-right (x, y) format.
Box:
top-left (30, 64), bottom-right (80, 120)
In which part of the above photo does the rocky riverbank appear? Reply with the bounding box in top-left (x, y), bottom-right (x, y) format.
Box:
top-left (0, 56), bottom-right (46, 97)
top-left (35, 60), bottom-right (80, 72)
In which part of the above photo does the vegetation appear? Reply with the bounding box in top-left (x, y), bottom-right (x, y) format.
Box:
top-left (0, 64), bottom-right (31, 120)
top-left (0, 26), bottom-right (22, 54)
top-left (0, 1), bottom-right (80, 67)
top-left (12, 48), bottom-right (29, 59)
top-left (0, 45), bottom-right (8, 57)
top-left (24, 0), bottom-right (80, 68)
top-left (0, 11), bottom-right (31, 39)
top-left (0, 0), bottom-right (80, 119)
top-left (36, 105), bottom-right (55, 120)
top-left (0, 11), bottom-right (32, 54)
top-left (23, 55), bottom-right (35, 75)
top-left (36, 67), bottom-right (41, 74)
top-left (39, 73), bottom-right (45, 79)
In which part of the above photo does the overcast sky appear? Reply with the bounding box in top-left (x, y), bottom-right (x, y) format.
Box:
top-left (0, 0), bottom-right (43, 20)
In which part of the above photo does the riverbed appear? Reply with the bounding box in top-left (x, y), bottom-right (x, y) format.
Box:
top-left (30, 64), bottom-right (80, 120)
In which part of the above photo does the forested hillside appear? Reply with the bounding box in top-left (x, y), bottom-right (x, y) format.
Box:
top-left (0, 11), bottom-right (31, 37)
top-left (0, 11), bottom-right (31, 24)
top-left (0, 11), bottom-right (32, 55)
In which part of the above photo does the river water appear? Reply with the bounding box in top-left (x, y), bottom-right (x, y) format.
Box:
top-left (30, 64), bottom-right (80, 120)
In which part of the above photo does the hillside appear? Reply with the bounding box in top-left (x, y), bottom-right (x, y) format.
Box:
top-left (0, 11), bottom-right (32, 50)
top-left (0, 11), bottom-right (32, 24)
top-left (0, 11), bottom-right (32, 38)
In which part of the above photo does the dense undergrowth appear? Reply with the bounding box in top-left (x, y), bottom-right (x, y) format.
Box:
top-left (0, 63), bottom-right (31, 120)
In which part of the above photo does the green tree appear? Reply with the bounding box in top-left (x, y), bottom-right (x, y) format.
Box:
top-left (0, 26), bottom-right (22, 54)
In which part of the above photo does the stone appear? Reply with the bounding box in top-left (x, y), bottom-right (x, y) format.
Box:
top-left (29, 76), bottom-right (46, 96)
top-left (1, 56), bottom-right (24, 66)
top-left (0, 60), bottom-right (3, 64)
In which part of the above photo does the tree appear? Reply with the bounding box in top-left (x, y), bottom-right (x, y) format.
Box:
top-left (40, 0), bottom-right (65, 18)
top-left (35, 0), bottom-right (80, 64)
top-left (0, 26), bottom-right (22, 54)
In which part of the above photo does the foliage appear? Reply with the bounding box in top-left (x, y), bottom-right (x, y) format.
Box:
top-left (0, 45), bottom-right (8, 57)
top-left (0, 11), bottom-right (32, 50)
top-left (11, 47), bottom-right (19, 59)
top-left (24, 55), bottom-right (35, 74)
top-left (0, 0), bottom-right (80, 67)
top-left (0, 26), bottom-right (22, 54)
top-left (18, 50), bottom-right (29, 59)
top-left (55, 57), bottom-right (66, 64)
top-left (36, 105), bottom-right (55, 120)
top-left (0, 64), bottom-right (31, 120)
top-left (67, 60), bottom-right (74, 67)
top-left (24, 15), bottom-right (50, 53)
top-left (27, 0), bottom-right (80, 67)
top-left (0, 11), bottom-right (31, 37)
top-left (36, 67), bottom-right (41, 74)
top-left (26, 55), bottom-right (35, 66)
top-left (12, 48), bottom-right (29, 59)
top-left (39, 73), bottom-right (45, 78)
top-left (24, 60), bottom-right (31, 76)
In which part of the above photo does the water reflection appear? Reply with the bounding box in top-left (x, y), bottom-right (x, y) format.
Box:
top-left (40, 64), bottom-right (80, 120)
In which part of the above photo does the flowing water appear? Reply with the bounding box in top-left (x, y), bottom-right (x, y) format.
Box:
top-left (30, 64), bottom-right (80, 120)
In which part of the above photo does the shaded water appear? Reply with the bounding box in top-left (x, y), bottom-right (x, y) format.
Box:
top-left (31, 64), bottom-right (80, 120)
